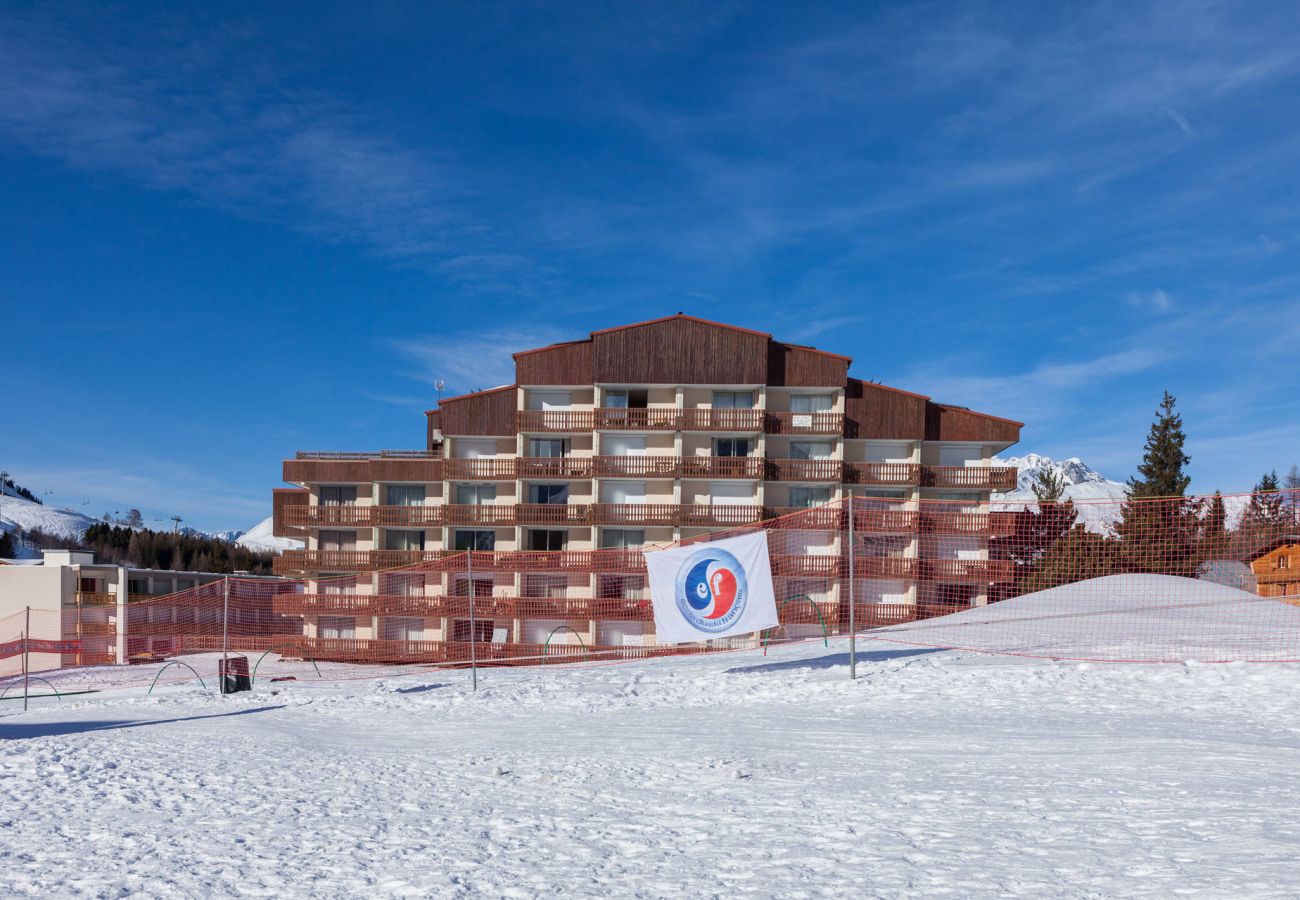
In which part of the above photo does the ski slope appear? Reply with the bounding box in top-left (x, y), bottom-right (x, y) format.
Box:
top-left (2, 639), bottom-right (1298, 897)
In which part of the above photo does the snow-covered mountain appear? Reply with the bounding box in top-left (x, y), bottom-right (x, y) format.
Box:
top-left (991, 453), bottom-right (1129, 534)
top-left (0, 495), bottom-right (99, 544)
top-left (235, 516), bottom-right (303, 554)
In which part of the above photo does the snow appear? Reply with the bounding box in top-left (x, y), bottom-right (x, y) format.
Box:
top-left (235, 515), bottom-right (303, 553)
top-left (0, 495), bottom-right (98, 548)
top-left (992, 452), bottom-right (1130, 533)
top-left (3, 630), bottom-right (1300, 896)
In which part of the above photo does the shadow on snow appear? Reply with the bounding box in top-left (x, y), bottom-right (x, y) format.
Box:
top-left (727, 647), bottom-right (941, 674)
top-left (0, 705), bottom-right (287, 740)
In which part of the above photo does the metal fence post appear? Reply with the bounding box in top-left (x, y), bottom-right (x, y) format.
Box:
top-left (847, 499), bottom-right (856, 680)
top-left (221, 577), bottom-right (230, 694)
top-left (467, 549), bottom-right (478, 692)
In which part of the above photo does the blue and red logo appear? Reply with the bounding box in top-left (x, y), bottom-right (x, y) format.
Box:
top-left (675, 547), bottom-right (749, 633)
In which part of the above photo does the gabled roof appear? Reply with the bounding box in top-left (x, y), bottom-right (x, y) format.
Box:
top-left (1245, 535), bottom-right (1300, 562)
top-left (590, 313), bottom-right (771, 339)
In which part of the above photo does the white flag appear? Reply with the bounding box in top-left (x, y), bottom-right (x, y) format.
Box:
top-left (644, 531), bottom-right (779, 645)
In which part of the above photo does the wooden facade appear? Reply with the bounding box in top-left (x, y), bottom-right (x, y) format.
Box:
top-left (1248, 539), bottom-right (1300, 599)
top-left (437, 384), bottom-right (518, 436)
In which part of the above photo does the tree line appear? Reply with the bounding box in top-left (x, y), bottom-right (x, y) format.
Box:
top-left (1, 523), bottom-right (275, 575)
top-left (995, 392), bottom-right (1299, 598)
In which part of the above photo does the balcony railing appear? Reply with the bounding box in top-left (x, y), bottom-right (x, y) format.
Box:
top-left (591, 503), bottom-right (680, 527)
top-left (764, 506), bottom-right (843, 530)
top-left (594, 408), bottom-right (681, 431)
top-left (923, 559), bottom-right (1015, 581)
top-left (679, 504), bottom-right (764, 528)
top-left (923, 466), bottom-right (1018, 491)
top-left (75, 591), bottom-right (118, 606)
top-left (853, 508), bottom-right (920, 533)
top-left (517, 457), bottom-right (594, 479)
top-left (516, 503), bottom-right (593, 526)
top-left (679, 456), bottom-right (763, 479)
top-left (765, 458), bottom-right (842, 482)
top-left (294, 449), bottom-right (440, 460)
top-left (442, 504), bottom-right (519, 526)
top-left (516, 410), bottom-right (596, 432)
top-left (680, 408), bottom-right (765, 432)
top-left (274, 550), bottom-right (443, 575)
top-left (920, 511), bottom-right (1018, 537)
top-left (844, 462), bottom-right (921, 486)
top-left (764, 412), bottom-right (844, 435)
top-left (592, 456), bottom-right (680, 478)
top-left (374, 506), bottom-right (445, 527)
top-left (772, 553), bottom-right (840, 577)
top-left (283, 505), bottom-right (373, 527)
top-left (854, 556), bottom-right (919, 579)
top-left (442, 458), bottom-right (518, 480)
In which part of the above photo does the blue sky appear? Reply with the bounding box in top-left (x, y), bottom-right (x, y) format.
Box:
top-left (2, 1), bottom-right (1299, 531)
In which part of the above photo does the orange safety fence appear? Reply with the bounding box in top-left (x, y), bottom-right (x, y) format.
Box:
top-left (3, 490), bottom-right (1300, 696)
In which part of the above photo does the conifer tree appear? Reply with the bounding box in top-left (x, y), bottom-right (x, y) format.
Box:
top-left (1242, 471), bottom-right (1286, 532)
top-left (0, 529), bottom-right (15, 558)
top-left (1203, 491), bottom-right (1227, 541)
top-left (1128, 391), bottom-right (1191, 498)
top-left (1116, 392), bottom-right (1201, 575)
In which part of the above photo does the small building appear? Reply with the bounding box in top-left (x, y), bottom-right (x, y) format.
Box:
top-left (0, 549), bottom-right (282, 674)
top-left (1246, 536), bottom-right (1300, 602)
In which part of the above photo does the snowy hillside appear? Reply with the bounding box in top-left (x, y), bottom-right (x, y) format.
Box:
top-left (235, 515), bottom-right (303, 553)
top-left (0, 494), bottom-right (98, 544)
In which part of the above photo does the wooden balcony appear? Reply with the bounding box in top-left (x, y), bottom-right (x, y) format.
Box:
top-left (587, 598), bottom-right (654, 621)
top-left (75, 591), bottom-right (118, 606)
top-left (772, 554), bottom-right (840, 577)
top-left (680, 408), bottom-right (765, 432)
top-left (592, 455), bottom-right (680, 478)
top-left (764, 412), bottom-right (844, 435)
top-left (516, 503), bottom-right (593, 526)
top-left (764, 506), bottom-right (843, 530)
top-left (273, 550), bottom-right (442, 575)
top-left (923, 559), bottom-right (1015, 582)
top-left (844, 462), bottom-right (921, 486)
top-left (923, 466), bottom-right (1018, 491)
top-left (679, 504), bottom-right (765, 528)
top-left (284, 505), bottom-right (373, 527)
top-left (854, 556), bottom-right (919, 579)
top-left (680, 456), bottom-right (763, 479)
top-left (373, 506), bottom-right (445, 528)
top-left (853, 509), bottom-right (919, 533)
top-left (272, 593), bottom-right (379, 616)
top-left (516, 410), bottom-right (596, 432)
top-left (1254, 570), bottom-right (1299, 585)
top-left (442, 504), bottom-right (518, 526)
top-left (517, 457), bottom-right (594, 479)
top-left (765, 458), bottom-right (841, 482)
top-left (283, 454), bottom-right (442, 484)
top-left (442, 458), bottom-right (518, 480)
top-left (591, 503), bottom-right (680, 527)
top-left (919, 510), bottom-right (1019, 537)
top-left (594, 407), bottom-right (682, 431)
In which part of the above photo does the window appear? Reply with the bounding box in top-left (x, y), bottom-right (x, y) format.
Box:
top-left (381, 572), bottom-right (426, 596)
top-left (452, 619), bottom-right (495, 643)
top-left (128, 578), bottom-right (149, 596)
top-left (1281, 556), bottom-right (1292, 570)
top-left (529, 438), bottom-right (569, 458)
top-left (384, 530), bottom-right (426, 551)
top-left (528, 483), bottom-right (569, 504)
top-left (789, 441), bottom-right (833, 460)
top-left (318, 530), bottom-right (357, 551)
top-left (453, 439), bottom-right (497, 459)
top-left (712, 391), bottom-right (754, 409)
top-left (527, 529), bottom-right (567, 551)
top-left (597, 575), bottom-right (646, 599)
top-left (455, 483), bottom-right (496, 505)
top-left (381, 617), bottom-right (424, 641)
top-left (453, 530), bottom-right (496, 551)
top-left (318, 616), bottom-right (356, 640)
top-left (714, 438), bottom-right (752, 457)
top-left (938, 446), bottom-right (980, 467)
top-left (320, 486), bottom-right (357, 506)
top-left (386, 485), bottom-right (425, 506)
top-left (527, 391), bottom-right (572, 411)
top-left (603, 434), bottom-right (646, 456)
top-left (789, 486), bottom-right (832, 509)
top-left (605, 389), bottom-right (648, 409)
top-left (175, 579), bottom-right (196, 591)
top-left (599, 529), bottom-right (645, 549)
top-left (453, 575), bottom-right (494, 597)
top-left (78, 578), bottom-right (98, 593)
top-left (600, 480), bottom-right (646, 504)
top-left (321, 576), bottom-right (357, 596)
top-left (523, 574), bottom-right (570, 598)
top-left (710, 482), bottom-right (752, 505)
top-left (790, 394), bottom-right (834, 413)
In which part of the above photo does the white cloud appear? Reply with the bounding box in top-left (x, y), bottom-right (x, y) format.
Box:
top-left (1125, 288), bottom-right (1174, 311)
top-left (388, 327), bottom-right (572, 395)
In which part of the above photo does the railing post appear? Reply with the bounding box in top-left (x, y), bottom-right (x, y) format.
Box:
top-left (23, 605), bottom-right (30, 712)
top-left (847, 500), bottom-right (856, 681)
top-left (221, 576), bottom-right (230, 694)
top-left (467, 549), bottom-right (477, 692)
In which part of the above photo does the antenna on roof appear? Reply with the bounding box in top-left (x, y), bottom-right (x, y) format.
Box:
top-left (435, 379), bottom-right (446, 402)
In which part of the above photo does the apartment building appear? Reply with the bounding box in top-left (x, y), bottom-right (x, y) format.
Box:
top-left (272, 314), bottom-right (1021, 652)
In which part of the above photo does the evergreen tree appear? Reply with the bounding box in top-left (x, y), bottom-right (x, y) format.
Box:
top-left (1203, 491), bottom-right (1227, 541)
top-left (1022, 527), bottom-right (1121, 593)
top-left (1116, 392), bottom-right (1201, 575)
top-left (1242, 471), bottom-right (1287, 532)
top-left (1032, 467), bottom-right (1068, 502)
top-left (1283, 464), bottom-right (1300, 526)
top-left (0, 529), bottom-right (15, 558)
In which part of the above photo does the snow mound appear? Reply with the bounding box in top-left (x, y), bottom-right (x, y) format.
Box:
top-left (235, 516), bottom-right (303, 553)
top-left (869, 574), bottom-right (1300, 662)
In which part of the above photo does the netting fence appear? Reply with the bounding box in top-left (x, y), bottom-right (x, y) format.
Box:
top-left (3, 490), bottom-right (1299, 696)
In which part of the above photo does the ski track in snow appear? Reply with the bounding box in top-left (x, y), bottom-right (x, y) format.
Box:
top-left (2, 641), bottom-right (1299, 898)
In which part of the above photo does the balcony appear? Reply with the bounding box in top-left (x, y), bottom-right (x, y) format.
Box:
top-left (923, 558), bottom-right (1015, 582)
top-left (923, 466), bottom-right (1018, 491)
top-left (75, 591), bottom-right (118, 606)
top-left (284, 452), bottom-right (442, 484)
top-left (854, 556), bottom-right (919, 579)
top-left (680, 456), bottom-right (763, 479)
top-left (844, 462), bottom-right (921, 486)
top-left (772, 554), bottom-right (840, 577)
top-left (594, 408), bottom-right (681, 431)
top-left (852, 508), bottom-right (919, 533)
top-left (273, 550), bottom-right (442, 575)
top-left (442, 504), bottom-right (518, 526)
top-left (442, 458), bottom-right (518, 480)
top-left (373, 506), bottom-right (445, 528)
top-left (920, 510), bottom-right (1018, 537)
top-left (764, 412), bottom-right (844, 435)
top-left (592, 456), bottom-right (680, 478)
top-left (765, 458), bottom-right (841, 482)
top-left (679, 504), bottom-right (765, 528)
top-left (516, 410), bottom-right (596, 432)
top-left (517, 457), bottom-right (594, 479)
top-left (272, 593), bottom-right (379, 616)
top-left (516, 503), bottom-right (593, 526)
top-left (680, 408), bottom-right (765, 432)
top-left (591, 503), bottom-right (679, 527)
top-left (765, 506), bottom-right (842, 530)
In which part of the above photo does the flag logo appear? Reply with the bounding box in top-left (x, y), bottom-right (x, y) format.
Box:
top-left (676, 548), bottom-right (749, 633)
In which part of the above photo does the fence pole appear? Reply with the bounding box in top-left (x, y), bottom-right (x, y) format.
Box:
top-left (467, 549), bottom-right (478, 692)
top-left (847, 499), bottom-right (856, 681)
top-left (221, 576), bottom-right (230, 694)
top-left (23, 605), bottom-right (30, 711)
